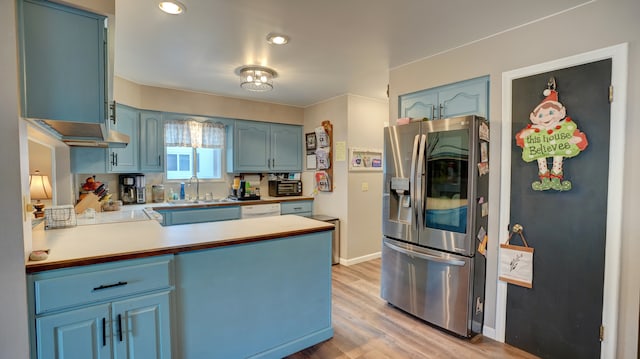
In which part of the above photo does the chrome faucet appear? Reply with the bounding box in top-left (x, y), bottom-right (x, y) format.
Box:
top-left (189, 175), bottom-right (200, 200)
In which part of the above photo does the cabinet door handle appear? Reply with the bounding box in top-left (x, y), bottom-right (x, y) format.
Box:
top-left (158, 155), bottom-right (161, 166)
top-left (439, 103), bottom-right (445, 119)
top-left (93, 281), bottom-right (128, 291)
top-left (102, 317), bottom-right (106, 346)
top-left (117, 314), bottom-right (123, 342)
top-left (109, 101), bottom-right (116, 125)
top-left (114, 153), bottom-right (118, 167)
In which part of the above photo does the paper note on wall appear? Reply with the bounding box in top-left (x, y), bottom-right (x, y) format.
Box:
top-left (335, 141), bottom-right (346, 161)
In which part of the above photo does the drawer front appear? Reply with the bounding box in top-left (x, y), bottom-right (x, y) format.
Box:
top-left (280, 201), bottom-right (313, 215)
top-left (170, 206), bottom-right (241, 225)
top-left (33, 257), bottom-right (173, 315)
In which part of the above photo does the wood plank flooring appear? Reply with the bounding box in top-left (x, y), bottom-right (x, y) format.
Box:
top-left (286, 259), bottom-right (539, 359)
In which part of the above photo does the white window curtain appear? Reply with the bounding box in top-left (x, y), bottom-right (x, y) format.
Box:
top-left (165, 120), bottom-right (225, 148)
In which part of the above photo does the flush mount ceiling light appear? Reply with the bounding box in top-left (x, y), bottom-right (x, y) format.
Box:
top-left (159, 1), bottom-right (186, 15)
top-left (237, 66), bottom-right (278, 92)
top-left (266, 33), bottom-right (290, 45)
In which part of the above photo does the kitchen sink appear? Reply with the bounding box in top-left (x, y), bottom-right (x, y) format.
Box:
top-left (166, 198), bottom-right (237, 205)
top-left (167, 199), bottom-right (198, 205)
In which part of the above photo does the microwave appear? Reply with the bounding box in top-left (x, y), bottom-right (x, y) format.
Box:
top-left (268, 180), bottom-right (302, 197)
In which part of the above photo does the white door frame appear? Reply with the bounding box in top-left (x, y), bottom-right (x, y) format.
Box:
top-left (497, 43), bottom-right (628, 359)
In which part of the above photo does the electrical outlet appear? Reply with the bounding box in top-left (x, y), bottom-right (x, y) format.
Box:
top-left (23, 196), bottom-right (32, 222)
top-left (361, 182), bottom-right (369, 191)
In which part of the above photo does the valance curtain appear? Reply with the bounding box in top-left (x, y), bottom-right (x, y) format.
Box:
top-left (164, 120), bottom-right (225, 148)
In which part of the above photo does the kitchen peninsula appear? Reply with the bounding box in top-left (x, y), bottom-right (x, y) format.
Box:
top-left (27, 215), bottom-right (334, 359)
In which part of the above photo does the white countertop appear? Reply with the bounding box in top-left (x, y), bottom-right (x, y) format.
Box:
top-left (27, 215), bottom-right (333, 273)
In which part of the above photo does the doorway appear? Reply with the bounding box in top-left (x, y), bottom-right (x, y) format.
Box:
top-left (496, 44), bottom-right (628, 358)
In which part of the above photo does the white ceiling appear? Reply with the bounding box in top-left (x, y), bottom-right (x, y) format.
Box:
top-left (114, 0), bottom-right (589, 108)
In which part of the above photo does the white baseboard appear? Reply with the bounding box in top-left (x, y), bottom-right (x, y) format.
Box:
top-left (482, 325), bottom-right (498, 341)
top-left (339, 252), bottom-right (381, 266)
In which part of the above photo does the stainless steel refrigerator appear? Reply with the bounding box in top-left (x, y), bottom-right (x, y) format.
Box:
top-left (381, 115), bottom-right (488, 337)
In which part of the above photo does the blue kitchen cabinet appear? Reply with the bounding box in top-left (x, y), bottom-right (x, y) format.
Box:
top-left (155, 205), bottom-right (241, 226)
top-left (71, 106), bottom-right (164, 174)
top-left (399, 76), bottom-right (489, 120)
top-left (139, 111), bottom-right (164, 172)
top-left (271, 123), bottom-right (303, 172)
top-left (399, 90), bottom-right (439, 120)
top-left (108, 105), bottom-right (140, 173)
top-left (71, 147), bottom-right (107, 173)
top-left (36, 304), bottom-right (112, 359)
top-left (229, 120), bottom-right (302, 173)
top-left (111, 292), bottom-right (172, 359)
top-left (28, 256), bottom-right (174, 359)
top-left (230, 120), bottom-right (271, 172)
top-left (437, 77), bottom-right (489, 119)
top-left (280, 200), bottom-right (313, 217)
top-left (19, 0), bottom-right (107, 123)
top-left (174, 231), bottom-right (333, 358)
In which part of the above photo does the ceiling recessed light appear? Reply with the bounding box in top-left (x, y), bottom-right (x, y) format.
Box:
top-left (159, 1), bottom-right (186, 15)
top-left (267, 33), bottom-right (289, 45)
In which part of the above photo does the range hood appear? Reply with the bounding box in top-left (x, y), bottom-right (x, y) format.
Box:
top-left (30, 119), bottom-right (129, 148)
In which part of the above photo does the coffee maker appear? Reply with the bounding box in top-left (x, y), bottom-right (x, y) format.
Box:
top-left (135, 174), bottom-right (146, 204)
top-left (119, 174), bottom-right (146, 204)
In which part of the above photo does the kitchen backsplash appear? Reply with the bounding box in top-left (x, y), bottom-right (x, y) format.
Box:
top-left (73, 173), bottom-right (272, 203)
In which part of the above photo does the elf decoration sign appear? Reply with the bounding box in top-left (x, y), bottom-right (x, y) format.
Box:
top-left (515, 79), bottom-right (588, 191)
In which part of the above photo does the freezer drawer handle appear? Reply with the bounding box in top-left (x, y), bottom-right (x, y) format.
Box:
top-left (384, 241), bottom-right (465, 266)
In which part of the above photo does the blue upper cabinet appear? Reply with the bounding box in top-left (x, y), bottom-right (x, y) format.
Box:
top-left (139, 111), bottom-right (164, 172)
top-left (232, 121), bottom-right (271, 172)
top-left (108, 105), bottom-right (139, 173)
top-left (19, 0), bottom-right (107, 123)
top-left (270, 124), bottom-right (303, 172)
top-left (399, 76), bottom-right (489, 120)
top-left (229, 120), bottom-right (302, 173)
top-left (399, 91), bottom-right (438, 120)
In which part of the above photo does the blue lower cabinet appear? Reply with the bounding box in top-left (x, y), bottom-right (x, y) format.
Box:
top-left (112, 292), bottom-right (172, 359)
top-left (280, 200), bottom-right (313, 217)
top-left (28, 256), bottom-right (174, 359)
top-left (36, 304), bottom-right (112, 359)
top-left (156, 206), bottom-right (241, 226)
top-left (174, 231), bottom-right (333, 358)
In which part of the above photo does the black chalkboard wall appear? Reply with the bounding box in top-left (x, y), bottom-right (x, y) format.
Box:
top-left (506, 59), bottom-right (612, 358)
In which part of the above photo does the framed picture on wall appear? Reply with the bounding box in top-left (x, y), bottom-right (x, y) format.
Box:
top-left (305, 132), bottom-right (317, 151)
top-left (349, 147), bottom-right (383, 171)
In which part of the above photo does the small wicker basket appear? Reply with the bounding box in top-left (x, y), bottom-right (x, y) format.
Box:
top-left (44, 205), bottom-right (77, 230)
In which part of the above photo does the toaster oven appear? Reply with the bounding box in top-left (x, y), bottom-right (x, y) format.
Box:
top-left (268, 180), bottom-right (302, 197)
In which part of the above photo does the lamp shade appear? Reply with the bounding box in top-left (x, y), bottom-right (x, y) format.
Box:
top-left (29, 170), bottom-right (52, 201)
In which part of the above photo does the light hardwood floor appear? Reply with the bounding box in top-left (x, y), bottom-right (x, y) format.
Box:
top-left (286, 259), bottom-right (539, 359)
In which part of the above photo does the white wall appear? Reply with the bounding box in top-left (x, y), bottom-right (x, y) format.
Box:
top-left (303, 96), bottom-right (349, 260)
top-left (346, 95), bottom-right (387, 260)
top-left (115, 77), bottom-right (305, 126)
top-left (389, 0), bottom-right (639, 356)
top-left (0, 0), bottom-right (30, 357)
top-left (303, 95), bottom-right (388, 263)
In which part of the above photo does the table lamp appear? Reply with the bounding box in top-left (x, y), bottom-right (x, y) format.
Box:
top-left (29, 170), bottom-right (52, 218)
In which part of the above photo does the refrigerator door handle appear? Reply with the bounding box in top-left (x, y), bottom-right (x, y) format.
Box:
top-left (384, 240), bottom-right (465, 266)
top-left (409, 134), bottom-right (420, 230)
top-left (414, 134), bottom-right (427, 229)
